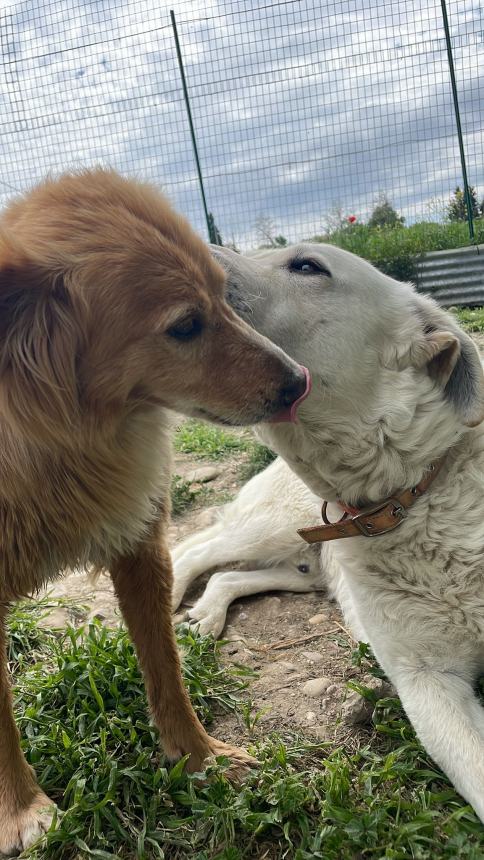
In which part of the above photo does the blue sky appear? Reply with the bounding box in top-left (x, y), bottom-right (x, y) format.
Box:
top-left (0, 0), bottom-right (482, 247)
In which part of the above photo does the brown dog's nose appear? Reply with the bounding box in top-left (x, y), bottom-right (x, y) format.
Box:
top-left (279, 368), bottom-right (309, 408)
top-left (269, 366), bottom-right (312, 424)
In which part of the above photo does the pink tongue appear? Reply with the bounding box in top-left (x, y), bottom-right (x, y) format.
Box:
top-left (270, 366), bottom-right (312, 424)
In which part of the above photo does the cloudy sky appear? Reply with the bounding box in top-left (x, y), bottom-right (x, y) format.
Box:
top-left (0, 0), bottom-right (482, 247)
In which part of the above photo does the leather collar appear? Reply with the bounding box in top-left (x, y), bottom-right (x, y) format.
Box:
top-left (298, 458), bottom-right (445, 544)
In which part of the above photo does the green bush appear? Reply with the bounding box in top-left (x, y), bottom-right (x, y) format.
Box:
top-left (312, 220), bottom-right (484, 283)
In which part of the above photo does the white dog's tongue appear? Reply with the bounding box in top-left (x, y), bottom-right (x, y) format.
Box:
top-left (270, 366), bottom-right (312, 423)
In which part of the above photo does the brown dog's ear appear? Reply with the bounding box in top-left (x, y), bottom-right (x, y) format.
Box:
top-left (0, 241), bottom-right (84, 440)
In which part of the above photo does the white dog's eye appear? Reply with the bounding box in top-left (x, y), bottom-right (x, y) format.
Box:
top-left (291, 258), bottom-right (331, 277)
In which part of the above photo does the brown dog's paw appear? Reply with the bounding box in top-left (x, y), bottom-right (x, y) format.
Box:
top-left (0, 792), bottom-right (56, 856)
top-left (203, 737), bottom-right (258, 782)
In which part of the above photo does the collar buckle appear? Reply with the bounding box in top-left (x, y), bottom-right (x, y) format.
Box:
top-left (352, 498), bottom-right (407, 537)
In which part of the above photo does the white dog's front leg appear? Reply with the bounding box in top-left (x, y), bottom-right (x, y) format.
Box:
top-left (187, 566), bottom-right (322, 638)
top-left (395, 662), bottom-right (484, 820)
top-left (356, 612), bottom-right (484, 822)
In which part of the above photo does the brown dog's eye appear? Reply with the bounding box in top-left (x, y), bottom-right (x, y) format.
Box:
top-left (167, 316), bottom-right (203, 341)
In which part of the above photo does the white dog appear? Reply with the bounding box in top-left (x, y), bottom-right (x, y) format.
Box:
top-left (173, 242), bottom-right (484, 822)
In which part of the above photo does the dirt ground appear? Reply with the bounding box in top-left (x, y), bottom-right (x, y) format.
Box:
top-left (39, 330), bottom-right (484, 748)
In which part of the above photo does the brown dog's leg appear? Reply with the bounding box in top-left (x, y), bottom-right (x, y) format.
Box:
top-left (0, 607), bottom-right (55, 855)
top-left (110, 520), bottom-right (256, 778)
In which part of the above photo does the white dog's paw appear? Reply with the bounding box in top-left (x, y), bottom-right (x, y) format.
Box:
top-left (187, 603), bottom-right (226, 638)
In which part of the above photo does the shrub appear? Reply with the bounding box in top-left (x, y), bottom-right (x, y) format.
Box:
top-left (313, 220), bottom-right (484, 282)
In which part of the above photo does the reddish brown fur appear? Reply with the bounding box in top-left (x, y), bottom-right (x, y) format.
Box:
top-left (0, 169), bottom-right (303, 853)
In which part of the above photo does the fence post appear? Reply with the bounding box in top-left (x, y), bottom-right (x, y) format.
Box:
top-left (170, 10), bottom-right (217, 243)
top-left (440, 0), bottom-right (475, 241)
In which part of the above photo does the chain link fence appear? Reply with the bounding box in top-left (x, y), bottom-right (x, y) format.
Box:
top-left (0, 0), bottom-right (482, 249)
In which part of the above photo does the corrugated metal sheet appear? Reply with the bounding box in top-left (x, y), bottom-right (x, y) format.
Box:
top-left (415, 243), bottom-right (484, 306)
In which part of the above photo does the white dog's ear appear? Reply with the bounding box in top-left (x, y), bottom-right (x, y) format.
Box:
top-left (410, 298), bottom-right (484, 427)
top-left (411, 329), bottom-right (461, 386)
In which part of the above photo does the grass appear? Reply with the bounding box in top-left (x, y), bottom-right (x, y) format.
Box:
top-left (173, 419), bottom-right (276, 489)
top-left (6, 603), bottom-right (484, 859)
top-left (453, 307), bottom-right (484, 333)
top-left (174, 421), bottom-right (252, 460)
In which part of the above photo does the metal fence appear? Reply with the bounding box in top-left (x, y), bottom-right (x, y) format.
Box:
top-left (416, 244), bottom-right (484, 305)
top-left (0, 0), bottom-right (483, 250)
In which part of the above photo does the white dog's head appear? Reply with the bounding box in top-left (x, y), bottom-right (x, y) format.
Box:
top-left (212, 243), bottom-right (484, 501)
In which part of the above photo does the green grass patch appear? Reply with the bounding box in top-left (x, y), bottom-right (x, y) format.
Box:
top-left (174, 421), bottom-right (251, 460)
top-left (453, 306), bottom-right (484, 333)
top-left (6, 604), bottom-right (484, 859)
top-left (311, 220), bottom-right (484, 283)
top-left (174, 420), bottom-right (277, 482)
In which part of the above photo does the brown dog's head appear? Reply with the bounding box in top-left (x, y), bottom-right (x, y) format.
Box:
top-left (0, 169), bottom-right (307, 442)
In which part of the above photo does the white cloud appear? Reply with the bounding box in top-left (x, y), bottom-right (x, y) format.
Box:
top-left (0, 0), bottom-right (482, 247)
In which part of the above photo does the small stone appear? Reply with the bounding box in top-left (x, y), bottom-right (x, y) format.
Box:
top-left (303, 677), bottom-right (332, 697)
top-left (341, 691), bottom-right (373, 726)
top-left (340, 678), bottom-right (394, 727)
top-left (238, 612), bottom-right (248, 621)
top-left (302, 650), bottom-right (324, 662)
top-left (186, 465), bottom-right (221, 484)
top-left (305, 710), bottom-right (317, 724)
top-left (308, 613), bottom-right (329, 626)
top-left (276, 660), bottom-right (298, 673)
top-left (362, 675), bottom-right (394, 697)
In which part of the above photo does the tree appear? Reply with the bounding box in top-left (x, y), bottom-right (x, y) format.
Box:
top-left (368, 194), bottom-right (405, 228)
top-left (253, 216), bottom-right (287, 248)
top-left (207, 212), bottom-right (223, 245)
top-left (253, 215), bottom-right (277, 247)
top-left (321, 204), bottom-right (346, 235)
top-left (447, 186), bottom-right (479, 222)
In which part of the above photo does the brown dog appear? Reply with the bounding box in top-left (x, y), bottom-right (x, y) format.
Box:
top-left (0, 169), bottom-right (308, 853)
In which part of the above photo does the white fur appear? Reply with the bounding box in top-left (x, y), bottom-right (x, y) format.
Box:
top-left (173, 242), bottom-right (484, 821)
top-left (172, 457), bottom-right (323, 634)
